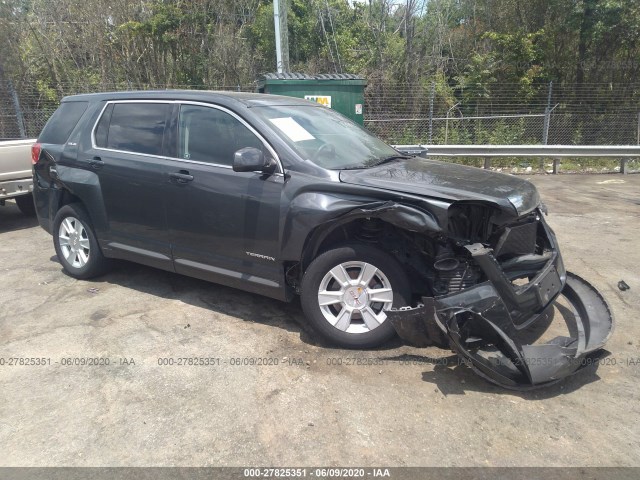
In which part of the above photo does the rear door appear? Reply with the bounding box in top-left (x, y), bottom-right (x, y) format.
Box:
top-left (82, 100), bottom-right (175, 270)
top-left (164, 102), bottom-right (286, 298)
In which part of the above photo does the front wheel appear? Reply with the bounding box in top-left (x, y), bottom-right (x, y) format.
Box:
top-left (53, 203), bottom-right (109, 279)
top-left (300, 244), bottom-right (411, 349)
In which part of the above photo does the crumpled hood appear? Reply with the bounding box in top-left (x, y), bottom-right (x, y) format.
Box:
top-left (339, 158), bottom-right (540, 216)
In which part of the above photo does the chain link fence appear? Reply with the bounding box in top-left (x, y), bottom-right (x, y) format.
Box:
top-left (363, 81), bottom-right (640, 147)
top-left (365, 113), bottom-right (640, 147)
top-left (0, 82), bottom-right (257, 139)
top-left (0, 79), bottom-right (26, 139)
top-left (362, 81), bottom-right (640, 174)
top-left (1, 80), bottom-right (638, 173)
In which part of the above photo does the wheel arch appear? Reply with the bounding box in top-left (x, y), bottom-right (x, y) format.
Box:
top-left (52, 168), bottom-right (109, 237)
top-left (294, 200), bottom-right (444, 281)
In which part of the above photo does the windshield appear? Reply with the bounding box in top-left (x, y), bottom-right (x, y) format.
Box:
top-left (251, 104), bottom-right (399, 169)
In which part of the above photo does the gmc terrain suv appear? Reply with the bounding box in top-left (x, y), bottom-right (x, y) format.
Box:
top-left (32, 91), bottom-right (613, 389)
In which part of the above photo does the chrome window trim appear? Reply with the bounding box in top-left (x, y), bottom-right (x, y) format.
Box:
top-left (90, 99), bottom-right (285, 175)
top-left (90, 100), bottom-right (174, 158)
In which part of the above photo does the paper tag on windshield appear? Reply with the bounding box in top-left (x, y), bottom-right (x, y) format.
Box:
top-left (269, 117), bottom-right (315, 142)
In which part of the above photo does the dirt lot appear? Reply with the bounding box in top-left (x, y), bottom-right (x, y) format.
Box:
top-left (1, 174), bottom-right (639, 467)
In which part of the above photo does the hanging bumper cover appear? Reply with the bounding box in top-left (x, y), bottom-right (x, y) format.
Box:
top-left (388, 227), bottom-right (613, 390)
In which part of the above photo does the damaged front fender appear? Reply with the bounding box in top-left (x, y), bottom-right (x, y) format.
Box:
top-left (283, 194), bottom-right (443, 265)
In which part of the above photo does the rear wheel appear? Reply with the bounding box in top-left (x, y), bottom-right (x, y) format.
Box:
top-left (53, 203), bottom-right (109, 279)
top-left (301, 244), bottom-right (411, 349)
top-left (15, 194), bottom-right (36, 216)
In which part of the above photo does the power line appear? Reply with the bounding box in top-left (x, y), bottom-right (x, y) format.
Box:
top-left (324, 0), bottom-right (342, 73)
top-left (318, 8), bottom-right (338, 73)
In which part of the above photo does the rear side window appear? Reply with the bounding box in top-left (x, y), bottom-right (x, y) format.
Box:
top-left (97, 102), bottom-right (171, 156)
top-left (39, 101), bottom-right (88, 144)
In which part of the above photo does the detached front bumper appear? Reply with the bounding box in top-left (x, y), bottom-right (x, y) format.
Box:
top-left (389, 221), bottom-right (614, 390)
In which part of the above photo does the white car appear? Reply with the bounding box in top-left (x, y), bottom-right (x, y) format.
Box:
top-left (0, 138), bottom-right (37, 215)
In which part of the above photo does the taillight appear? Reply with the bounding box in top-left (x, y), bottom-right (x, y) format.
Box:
top-left (31, 143), bottom-right (42, 164)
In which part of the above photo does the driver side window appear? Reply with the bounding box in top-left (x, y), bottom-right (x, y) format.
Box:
top-left (178, 104), bottom-right (263, 166)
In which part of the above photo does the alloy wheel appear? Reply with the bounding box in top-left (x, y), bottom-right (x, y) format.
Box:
top-left (317, 261), bottom-right (394, 334)
top-left (58, 216), bottom-right (91, 268)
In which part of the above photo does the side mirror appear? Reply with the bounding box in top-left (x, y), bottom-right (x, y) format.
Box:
top-left (232, 147), bottom-right (277, 174)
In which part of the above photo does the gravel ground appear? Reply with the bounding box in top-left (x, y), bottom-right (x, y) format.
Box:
top-left (0, 174), bottom-right (639, 467)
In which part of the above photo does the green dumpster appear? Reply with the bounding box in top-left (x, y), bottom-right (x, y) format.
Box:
top-left (257, 73), bottom-right (366, 125)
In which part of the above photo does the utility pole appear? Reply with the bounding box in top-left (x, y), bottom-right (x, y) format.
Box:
top-left (273, 0), bottom-right (290, 73)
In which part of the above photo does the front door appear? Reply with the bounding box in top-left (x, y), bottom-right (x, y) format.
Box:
top-left (165, 103), bottom-right (285, 298)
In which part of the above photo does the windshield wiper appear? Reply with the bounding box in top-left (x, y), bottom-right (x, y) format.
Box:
top-left (370, 155), bottom-right (413, 167)
top-left (339, 155), bottom-right (413, 171)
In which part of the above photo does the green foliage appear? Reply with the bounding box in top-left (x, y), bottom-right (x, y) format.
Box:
top-left (0, 0), bottom-right (638, 147)
top-left (476, 118), bottom-right (530, 145)
top-left (248, 2), bottom-right (277, 72)
top-left (7, 0), bottom-right (639, 90)
top-left (433, 123), bottom-right (472, 145)
top-left (456, 29), bottom-right (548, 104)
top-left (35, 79), bottom-right (59, 104)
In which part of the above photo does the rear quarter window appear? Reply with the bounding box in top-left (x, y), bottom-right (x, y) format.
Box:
top-left (38, 101), bottom-right (88, 144)
top-left (94, 103), bottom-right (114, 148)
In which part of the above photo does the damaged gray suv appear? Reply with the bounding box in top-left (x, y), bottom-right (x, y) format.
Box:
top-left (32, 90), bottom-right (613, 389)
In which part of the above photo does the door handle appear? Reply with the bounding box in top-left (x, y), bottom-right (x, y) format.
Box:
top-left (169, 170), bottom-right (194, 183)
top-left (89, 157), bottom-right (104, 169)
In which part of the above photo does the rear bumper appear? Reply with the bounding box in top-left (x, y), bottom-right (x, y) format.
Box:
top-left (0, 178), bottom-right (33, 199)
top-left (389, 221), bottom-right (614, 389)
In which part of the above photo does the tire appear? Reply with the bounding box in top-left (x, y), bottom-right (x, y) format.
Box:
top-left (15, 193), bottom-right (36, 216)
top-left (300, 244), bottom-right (412, 349)
top-left (52, 203), bottom-right (109, 279)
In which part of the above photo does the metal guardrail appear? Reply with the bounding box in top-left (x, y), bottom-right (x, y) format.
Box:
top-left (393, 144), bottom-right (640, 173)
